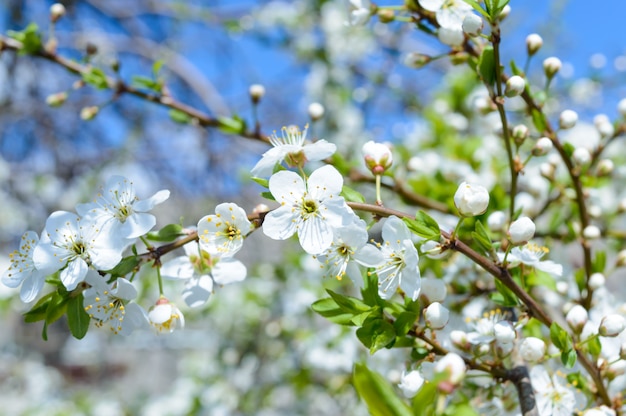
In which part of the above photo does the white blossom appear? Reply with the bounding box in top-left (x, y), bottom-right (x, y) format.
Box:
top-left (398, 370), bottom-right (424, 398)
top-left (519, 337), bottom-right (545, 362)
top-left (531, 366), bottom-right (577, 416)
top-left (197, 203), bottom-right (253, 257)
top-left (2, 231), bottom-right (48, 302)
top-left (425, 302), bottom-right (449, 329)
top-left (507, 217), bottom-right (535, 245)
top-left (148, 297), bottom-right (185, 333)
top-left (454, 182), bottom-right (489, 217)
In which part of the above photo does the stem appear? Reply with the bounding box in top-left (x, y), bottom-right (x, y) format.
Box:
top-left (156, 263), bottom-right (164, 296)
top-left (375, 174), bottom-right (382, 205)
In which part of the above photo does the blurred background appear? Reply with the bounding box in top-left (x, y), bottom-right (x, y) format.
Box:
top-left (1, 0), bottom-right (626, 414)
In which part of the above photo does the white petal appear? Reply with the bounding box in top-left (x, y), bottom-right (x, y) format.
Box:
top-left (382, 216), bottom-right (411, 248)
top-left (269, 170), bottom-right (305, 204)
top-left (90, 247), bottom-right (123, 271)
top-left (213, 258), bottom-right (247, 285)
top-left (161, 256), bottom-right (196, 280)
top-left (303, 140), bottom-right (337, 162)
top-left (400, 268), bottom-right (421, 301)
top-left (119, 303), bottom-right (149, 335)
top-left (120, 212), bottom-right (156, 239)
top-left (60, 258), bottom-right (89, 290)
top-left (134, 189), bottom-right (170, 212)
top-left (182, 276), bottom-right (214, 308)
top-left (307, 165), bottom-right (343, 198)
top-left (298, 217), bottom-right (334, 255)
top-left (263, 206), bottom-right (298, 241)
top-left (535, 261), bottom-right (563, 277)
top-left (251, 147), bottom-right (289, 177)
top-left (110, 278), bottom-right (137, 300)
top-left (20, 272), bottom-right (45, 303)
top-left (149, 304), bottom-right (172, 324)
top-left (354, 244), bottom-right (384, 267)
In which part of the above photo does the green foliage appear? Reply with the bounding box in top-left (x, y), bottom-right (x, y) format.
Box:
top-left (82, 67), bottom-right (110, 90)
top-left (403, 211), bottom-right (440, 241)
top-left (353, 363), bottom-right (413, 416)
top-left (477, 46), bottom-right (496, 87)
top-left (169, 109), bottom-right (192, 124)
top-left (311, 289), bottom-right (378, 326)
top-left (217, 115), bottom-right (247, 135)
top-left (356, 317), bottom-right (397, 353)
top-left (491, 278), bottom-right (518, 307)
top-left (471, 220), bottom-right (493, 254)
top-left (146, 223), bottom-right (184, 242)
top-left (7, 23), bottom-right (42, 55)
top-left (105, 255), bottom-right (141, 278)
top-left (550, 322), bottom-right (577, 367)
top-left (341, 185), bottom-right (366, 203)
top-left (67, 294), bottom-right (90, 339)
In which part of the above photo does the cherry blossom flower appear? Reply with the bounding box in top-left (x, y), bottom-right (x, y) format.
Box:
top-left (530, 366), bottom-right (577, 416)
top-left (33, 211), bottom-right (122, 291)
top-left (148, 297), bottom-right (185, 333)
top-left (374, 216), bottom-right (421, 301)
top-left (2, 231), bottom-right (48, 302)
top-left (251, 125), bottom-right (336, 177)
top-left (160, 241), bottom-right (246, 308)
top-left (77, 175), bottom-right (170, 243)
top-left (197, 203), bottom-right (253, 257)
top-left (499, 243), bottom-right (563, 277)
top-left (348, 0), bottom-right (371, 26)
top-left (83, 272), bottom-right (148, 336)
top-left (263, 165), bottom-right (356, 255)
top-left (419, 0), bottom-right (472, 30)
top-left (313, 218), bottom-right (383, 286)
top-left (398, 370), bottom-right (424, 398)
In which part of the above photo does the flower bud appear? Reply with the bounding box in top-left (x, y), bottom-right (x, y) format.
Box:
top-left (450, 330), bottom-right (470, 351)
top-left (594, 114), bottom-right (615, 138)
top-left (425, 302), bottom-right (449, 330)
top-left (438, 27), bottom-right (464, 47)
top-left (362, 141), bottom-right (393, 175)
top-left (80, 106), bottom-right (99, 120)
top-left (46, 92), bottom-right (68, 107)
top-left (434, 353), bottom-right (466, 388)
top-left (249, 84), bottom-right (265, 103)
top-left (583, 225), bottom-right (601, 240)
top-left (487, 210), bottom-right (506, 232)
top-left (507, 217), bottom-right (535, 245)
top-left (616, 250), bottom-right (626, 267)
top-left (596, 159), bottom-right (614, 177)
top-left (620, 342), bottom-right (626, 361)
top-left (543, 57), bottom-right (562, 78)
top-left (512, 124), bottom-right (529, 144)
top-left (494, 321), bottom-right (516, 344)
top-left (572, 147), bottom-right (591, 166)
top-left (454, 182), bottom-right (490, 217)
top-left (532, 137), bottom-right (553, 157)
top-left (462, 14), bottom-right (483, 37)
top-left (526, 33), bottom-right (543, 56)
top-left (308, 102), bottom-right (325, 121)
top-left (377, 9), bottom-right (395, 23)
top-left (519, 337), bottom-right (546, 362)
top-left (540, 162), bottom-right (555, 180)
top-left (559, 109), bottom-right (578, 129)
top-left (148, 297), bottom-right (185, 333)
top-left (566, 304), bottom-right (588, 333)
top-left (50, 3), bottom-right (66, 23)
top-left (404, 52), bottom-right (432, 69)
top-left (588, 273), bottom-right (605, 290)
top-left (420, 278), bottom-right (447, 303)
top-left (499, 5), bottom-right (511, 20)
top-left (505, 75), bottom-right (525, 97)
top-left (398, 370), bottom-right (424, 398)
top-left (420, 240), bottom-right (449, 260)
top-left (599, 314), bottom-right (626, 337)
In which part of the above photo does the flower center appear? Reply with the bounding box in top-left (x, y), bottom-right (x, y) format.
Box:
top-left (301, 198), bottom-right (319, 216)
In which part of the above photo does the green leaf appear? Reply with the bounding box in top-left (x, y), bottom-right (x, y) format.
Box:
top-left (444, 403), bottom-right (479, 416)
top-left (260, 191), bottom-right (275, 201)
top-left (587, 336), bottom-right (602, 357)
top-left (82, 67), bottom-right (109, 89)
top-left (550, 322), bottom-right (572, 351)
top-left (562, 142), bottom-right (575, 158)
top-left (45, 291), bottom-right (68, 325)
top-left (353, 363), bottom-right (413, 416)
top-left (509, 60), bottom-right (522, 76)
top-left (362, 268), bottom-right (381, 306)
top-left (412, 376), bottom-right (438, 415)
top-left (327, 289), bottom-right (371, 314)
top-left (131, 75), bottom-right (162, 92)
top-left (146, 223), bottom-right (183, 242)
top-left (566, 372), bottom-right (589, 393)
top-left (23, 291), bottom-right (56, 323)
top-left (67, 294), bottom-right (90, 339)
top-left (592, 251), bottom-right (606, 273)
top-left (525, 270), bottom-right (556, 291)
top-left (104, 255), bottom-right (140, 277)
top-left (471, 220), bottom-right (493, 253)
top-left (341, 185), bottom-right (366, 203)
top-left (356, 318), bottom-right (397, 354)
top-left (394, 312), bottom-right (418, 337)
top-left (169, 109), bottom-right (192, 124)
top-left (152, 60), bottom-right (164, 76)
top-left (7, 23), bottom-right (42, 55)
top-left (530, 109), bottom-right (547, 133)
top-left (490, 279), bottom-right (518, 307)
top-left (311, 298), bottom-right (357, 326)
top-left (251, 176), bottom-right (269, 188)
top-left (574, 268), bottom-right (586, 293)
top-left (477, 46), bottom-right (496, 87)
top-left (217, 115), bottom-right (246, 134)
top-left (403, 211), bottom-right (440, 240)
top-left (462, 0), bottom-right (490, 19)
top-left (561, 348), bottom-right (577, 368)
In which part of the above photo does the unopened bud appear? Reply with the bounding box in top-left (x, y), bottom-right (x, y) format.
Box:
top-left (505, 75), bottom-right (525, 97)
top-left (46, 92), bottom-right (68, 107)
top-left (566, 304), bottom-right (588, 333)
top-left (512, 124), bottom-right (529, 144)
top-left (85, 42), bottom-right (98, 56)
top-left (450, 330), bottom-right (470, 351)
top-left (540, 163), bottom-right (555, 180)
top-left (487, 210), bottom-right (506, 232)
top-left (424, 302), bottom-right (449, 330)
top-left (594, 114), bottom-right (615, 138)
top-left (362, 141), bottom-right (393, 175)
top-left (508, 217), bottom-right (535, 245)
top-left (404, 52), bottom-right (432, 69)
top-left (50, 3), bottom-right (66, 23)
top-left (462, 14), bottom-right (483, 37)
top-left (559, 109), bottom-right (578, 129)
top-left (618, 98), bottom-right (626, 118)
top-left (377, 9), bottom-right (395, 23)
top-left (454, 182), bottom-right (489, 217)
top-left (398, 370), bottom-right (424, 398)
top-left (499, 5), bottom-right (511, 20)
top-left (420, 278), bottom-right (447, 303)
top-left (616, 250), bottom-right (626, 267)
top-left (434, 353), bottom-right (466, 388)
top-left (249, 84), bottom-right (265, 103)
top-left (519, 337), bottom-right (546, 362)
top-left (438, 27), bottom-right (464, 47)
top-left (308, 102), bottom-right (325, 121)
top-left (588, 272), bottom-right (606, 290)
top-left (583, 225), bottom-right (601, 240)
top-left (572, 147), bottom-right (591, 166)
top-left (596, 159), bottom-right (614, 177)
top-left (543, 57), bottom-right (562, 78)
top-left (599, 314), bottom-right (626, 337)
top-left (533, 137), bottom-right (553, 156)
top-left (80, 106), bottom-right (99, 120)
top-left (526, 33), bottom-right (543, 56)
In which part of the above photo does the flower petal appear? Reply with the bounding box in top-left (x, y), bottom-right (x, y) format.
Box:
top-left (181, 276), bottom-right (214, 308)
top-left (213, 258), bottom-right (247, 285)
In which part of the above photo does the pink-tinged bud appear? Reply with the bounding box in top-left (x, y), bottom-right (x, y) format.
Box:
top-left (543, 57), bottom-right (562, 78)
top-left (434, 353), bottom-right (466, 389)
top-left (559, 109), bottom-right (578, 129)
top-left (505, 75), bottom-right (525, 97)
top-left (599, 314), bottom-right (626, 337)
top-left (50, 3), bottom-right (66, 23)
top-left (362, 140), bottom-right (393, 175)
top-left (424, 302), bottom-right (449, 330)
top-left (80, 106), bottom-right (99, 120)
top-left (519, 337), bottom-right (545, 362)
top-left (308, 102), bottom-right (325, 121)
top-left (454, 182), bottom-right (489, 217)
top-left (148, 297), bottom-right (185, 334)
top-left (566, 304), bottom-right (588, 334)
top-left (526, 33), bottom-right (543, 56)
top-left (249, 84), bottom-right (265, 103)
top-left (507, 217), bottom-right (535, 245)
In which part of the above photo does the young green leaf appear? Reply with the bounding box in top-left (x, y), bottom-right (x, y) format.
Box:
top-left (67, 294), bottom-right (90, 339)
top-left (146, 223), bottom-right (184, 242)
top-left (169, 109), bottom-right (192, 124)
top-left (341, 185), bottom-right (366, 203)
top-left (477, 46), bottom-right (496, 87)
top-left (356, 318), bottom-right (396, 354)
top-left (353, 363), bottom-right (413, 416)
top-left (403, 211), bottom-right (440, 241)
